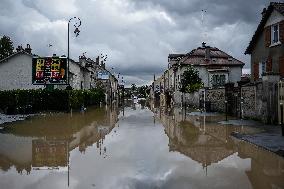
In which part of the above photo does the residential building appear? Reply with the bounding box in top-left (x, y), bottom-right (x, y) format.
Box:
top-left (243, 2), bottom-right (284, 124)
top-left (167, 54), bottom-right (185, 92)
top-left (177, 43), bottom-right (245, 88)
top-left (0, 45), bottom-right (44, 90)
top-left (245, 2), bottom-right (284, 81)
top-left (151, 43), bottom-right (245, 107)
top-left (0, 45), bottom-right (118, 103)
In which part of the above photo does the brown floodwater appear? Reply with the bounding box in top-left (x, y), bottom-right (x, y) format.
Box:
top-left (0, 103), bottom-right (283, 189)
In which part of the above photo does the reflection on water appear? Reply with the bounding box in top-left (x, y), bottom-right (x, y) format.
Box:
top-left (152, 106), bottom-right (284, 189)
top-left (0, 106), bottom-right (119, 175)
top-left (0, 103), bottom-right (283, 189)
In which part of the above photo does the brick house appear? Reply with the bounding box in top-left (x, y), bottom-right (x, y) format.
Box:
top-left (245, 2), bottom-right (284, 81)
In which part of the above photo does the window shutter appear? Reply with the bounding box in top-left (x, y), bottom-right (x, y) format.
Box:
top-left (254, 62), bottom-right (259, 81)
top-left (280, 21), bottom-right (284, 43)
top-left (280, 56), bottom-right (284, 77)
top-left (266, 56), bottom-right (272, 72)
top-left (264, 26), bottom-right (271, 47)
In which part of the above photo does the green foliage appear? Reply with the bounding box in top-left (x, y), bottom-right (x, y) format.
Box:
top-left (137, 85), bottom-right (149, 98)
top-left (179, 66), bottom-right (203, 93)
top-left (0, 35), bottom-right (14, 60)
top-left (131, 83), bottom-right (137, 93)
top-left (0, 89), bottom-right (105, 114)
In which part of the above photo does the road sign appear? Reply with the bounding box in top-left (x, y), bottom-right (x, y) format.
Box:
top-left (97, 71), bottom-right (109, 80)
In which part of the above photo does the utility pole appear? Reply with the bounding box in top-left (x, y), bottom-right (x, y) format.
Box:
top-left (67, 17), bottom-right (81, 85)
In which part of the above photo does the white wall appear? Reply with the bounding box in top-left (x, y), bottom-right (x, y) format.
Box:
top-left (177, 66), bottom-right (241, 88)
top-left (265, 10), bottom-right (284, 27)
top-left (178, 66), bottom-right (209, 87)
top-left (0, 54), bottom-right (44, 90)
top-left (228, 67), bottom-right (242, 84)
top-left (197, 67), bottom-right (209, 87)
top-left (69, 61), bottom-right (84, 90)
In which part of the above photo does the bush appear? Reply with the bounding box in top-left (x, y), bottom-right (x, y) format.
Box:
top-left (0, 88), bottom-right (105, 114)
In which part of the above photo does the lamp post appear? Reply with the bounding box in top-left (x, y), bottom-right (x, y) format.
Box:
top-left (240, 96), bottom-right (244, 119)
top-left (225, 100), bottom-right (228, 121)
top-left (68, 17), bottom-right (81, 85)
top-left (280, 102), bottom-right (284, 136)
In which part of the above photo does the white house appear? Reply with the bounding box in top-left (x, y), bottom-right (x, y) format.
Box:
top-left (170, 43), bottom-right (245, 89)
top-left (0, 46), bottom-right (44, 90)
top-left (0, 45), bottom-right (92, 91)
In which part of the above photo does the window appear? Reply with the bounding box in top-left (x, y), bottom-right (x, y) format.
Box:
top-left (211, 74), bottom-right (226, 87)
top-left (258, 61), bottom-right (266, 78)
top-left (271, 24), bottom-right (280, 44)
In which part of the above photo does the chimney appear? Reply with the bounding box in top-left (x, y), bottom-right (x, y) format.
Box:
top-left (100, 61), bottom-right (105, 69)
top-left (205, 48), bottom-right (210, 60)
top-left (24, 44), bottom-right (32, 54)
top-left (96, 56), bottom-right (99, 65)
top-left (16, 45), bottom-right (23, 52)
top-left (261, 8), bottom-right (266, 17)
top-left (79, 56), bottom-right (86, 67)
top-left (203, 43), bottom-right (210, 60)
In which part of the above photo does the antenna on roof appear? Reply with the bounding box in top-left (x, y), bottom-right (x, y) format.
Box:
top-left (201, 9), bottom-right (208, 44)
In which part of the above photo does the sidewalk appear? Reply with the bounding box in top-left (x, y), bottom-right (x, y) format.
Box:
top-left (219, 118), bottom-right (284, 157)
top-left (189, 110), bottom-right (284, 158)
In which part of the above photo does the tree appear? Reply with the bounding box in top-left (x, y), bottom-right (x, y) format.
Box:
top-left (179, 65), bottom-right (203, 93)
top-left (131, 83), bottom-right (137, 93)
top-left (137, 85), bottom-right (148, 98)
top-left (0, 35), bottom-right (14, 60)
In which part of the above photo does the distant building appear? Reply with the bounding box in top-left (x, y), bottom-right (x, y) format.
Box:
top-left (245, 2), bottom-right (284, 81)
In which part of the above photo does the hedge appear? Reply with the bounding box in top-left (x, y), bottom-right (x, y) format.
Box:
top-left (0, 88), bottom-right (105, 114)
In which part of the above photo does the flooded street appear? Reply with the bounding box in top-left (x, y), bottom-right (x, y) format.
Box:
top-left (0, 103), bottom-right (283, 189)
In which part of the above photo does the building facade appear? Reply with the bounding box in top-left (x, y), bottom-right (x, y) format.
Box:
top-left (0, 45), bottom-right (118, 104)
top-left (0, 45), bottom-right (44, 90)
top-left (151, 43), bottom-right (245, 107)
top-left (245, 2), bottom-right (284, 81)
top-left (176, 43), bottom-right (244, 89)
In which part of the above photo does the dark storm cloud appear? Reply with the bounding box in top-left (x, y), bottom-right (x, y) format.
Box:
top-left (131, 0), bottom-right (277, 25)
top-left (0, 0), bottom-right (282, 86)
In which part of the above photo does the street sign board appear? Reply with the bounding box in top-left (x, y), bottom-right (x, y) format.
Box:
top-left (97, 71), bottom-right (109, 80)
top-left (32, 56), bottom-right (68, 85)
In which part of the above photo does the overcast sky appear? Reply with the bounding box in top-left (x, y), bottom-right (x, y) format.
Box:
top-left (0, 0), bottom-right (282, 86)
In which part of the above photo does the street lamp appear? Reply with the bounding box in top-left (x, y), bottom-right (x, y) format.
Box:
top-left (68, 17), bottom-right (81, 85)
top-left (225, 100), bottom-right (228, 121)
top-left (240, 96), bottom-right (244, 119)
top-left (280, 102), bottom-right (284, 136)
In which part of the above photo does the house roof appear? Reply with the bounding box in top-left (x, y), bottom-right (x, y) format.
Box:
top-left (0, 51), bottom-right (33, 64)
top-left (245, 2), bottom-right (284, 54)
top-left (168, 54), bottom-right (185, 59)
top-left (180, 46), bottom-right (245, 66)
top-left (168, 54), bottom-right (186, 62)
